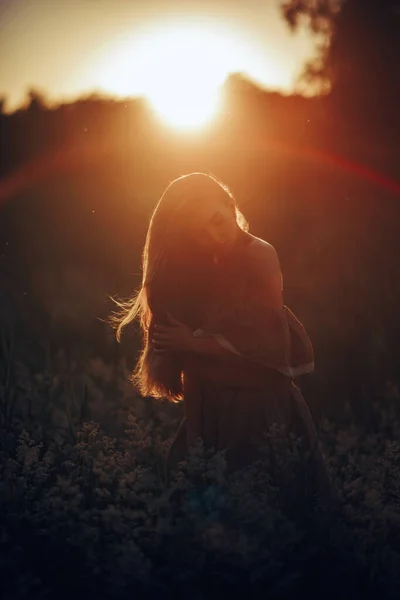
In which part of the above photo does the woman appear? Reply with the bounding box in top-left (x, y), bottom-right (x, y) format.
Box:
top-left (114, 172), bottom-right (331, 507)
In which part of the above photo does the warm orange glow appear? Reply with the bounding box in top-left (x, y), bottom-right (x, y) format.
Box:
top-left (138, 26), bottom-right (225, 130)
top-left (1, 3), bottom-right (319, 113)
top-left (94, 22), bottom-right (279, 131)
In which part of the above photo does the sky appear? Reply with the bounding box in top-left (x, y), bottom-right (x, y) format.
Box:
top-left (0, 0), bottom-right (318, 112)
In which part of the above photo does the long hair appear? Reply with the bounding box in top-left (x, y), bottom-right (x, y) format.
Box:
top-left (110, 172), bottom-right (249, 401)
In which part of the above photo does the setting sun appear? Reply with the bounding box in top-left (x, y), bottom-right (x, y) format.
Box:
top-left (94, 21), bottom-right (273, 131)
top-left (134, 26), bottom-right (233, 130)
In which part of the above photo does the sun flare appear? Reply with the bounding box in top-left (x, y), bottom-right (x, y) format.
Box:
top-left (132, 25), bottom-right (235, 130)
top-left (95, 22), bottom-right (268, 131)
top-left (141, 53), bottom-right (223, 130)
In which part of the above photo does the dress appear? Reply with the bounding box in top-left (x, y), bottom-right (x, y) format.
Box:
top-left (166, 233), bottom-right (331, 506)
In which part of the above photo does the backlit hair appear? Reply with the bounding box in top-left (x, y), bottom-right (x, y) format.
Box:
top-left (110, 172), bottom-right (249, 401)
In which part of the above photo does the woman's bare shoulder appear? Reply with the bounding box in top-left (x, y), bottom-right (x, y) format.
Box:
top-left (243, 233), bottom-right (280, 267)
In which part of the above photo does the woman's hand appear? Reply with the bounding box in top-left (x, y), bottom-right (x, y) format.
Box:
top-left (152, 313), bottom-right (196, 354)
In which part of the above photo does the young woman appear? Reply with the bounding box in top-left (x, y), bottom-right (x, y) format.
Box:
top-left (114, 172), bottom-right (331, 505)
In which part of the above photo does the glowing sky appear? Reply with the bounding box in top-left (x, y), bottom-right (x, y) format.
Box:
top-left (0, 0), bottom-right (317, 111)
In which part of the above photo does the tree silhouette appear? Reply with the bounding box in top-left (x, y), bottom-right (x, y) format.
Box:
top-left (25, 88), bottom-right (48, 112)
top-left (282, 0), bottom-right (400, 134)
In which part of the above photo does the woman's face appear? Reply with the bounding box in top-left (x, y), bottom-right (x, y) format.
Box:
top-left (187, 195), bottom-right (239, 254)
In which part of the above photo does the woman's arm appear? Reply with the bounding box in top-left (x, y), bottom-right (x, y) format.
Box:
top-left (152, 241), bottom-right (285, 361)
top-left (205, 240), bottom-right (314, 377)
top-left (175, 241), bottom-right (313, 377)
top-left (189, 333), bottom-right (242, 358)
top-left (191, 240), bottom-right (285, 358)
top-left (151, 314), bottom-right (236, 357)
top-left (152, 315), bottom-right (247, 362)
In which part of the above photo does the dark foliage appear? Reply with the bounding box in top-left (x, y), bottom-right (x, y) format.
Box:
top-left (282, 0), bottom-right (400, 132)
top-left (1, 341), bottom-right (400, 599)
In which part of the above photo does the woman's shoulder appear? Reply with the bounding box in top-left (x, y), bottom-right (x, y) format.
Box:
top-left (242, 233), bottom-right (280, 269)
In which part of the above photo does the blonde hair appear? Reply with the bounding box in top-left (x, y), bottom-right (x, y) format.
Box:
top-left (110, 172), bottom-right (249, 401)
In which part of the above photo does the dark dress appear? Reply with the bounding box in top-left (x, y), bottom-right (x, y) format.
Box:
top-left (166, 234), bottom-right (331, 507)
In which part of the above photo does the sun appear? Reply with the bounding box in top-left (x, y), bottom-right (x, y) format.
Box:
top-left (86, 19), bottom-right (291, 129)
top-left (132, 25), bottom-right (236, 130)
top-left (91, 20), bottom-right (277, 131)
top-left (141, 52), bottom-right (223, 130)
top-left (96, 22), bottom-right (250, 131)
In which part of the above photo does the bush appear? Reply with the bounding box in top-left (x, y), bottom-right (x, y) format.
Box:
top-left (1, 348), bottom-right (400, 598)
